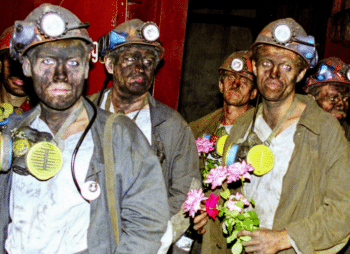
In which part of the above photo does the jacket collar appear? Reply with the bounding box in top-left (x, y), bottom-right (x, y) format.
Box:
top-left (295, 94), bottom-right (321, 135)
top-left (147, 92), bottom-right (167, 128)
top-left (234, 94), bottom-right (322, 135)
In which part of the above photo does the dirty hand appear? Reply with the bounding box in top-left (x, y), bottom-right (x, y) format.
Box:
top-left (237, 228), bottom-right (292, 254)
top-left (193, 210), bottom-right (208, 234)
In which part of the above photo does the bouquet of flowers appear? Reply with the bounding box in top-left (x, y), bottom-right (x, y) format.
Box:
top-left (183, 130), bottom-right (260, 254)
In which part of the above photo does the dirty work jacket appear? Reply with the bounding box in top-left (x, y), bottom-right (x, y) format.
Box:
top-left (190, 108), bottom-right (224, 140)
top-left (220, 94), bottom-right (350, 254)
top-left (147, 94), bottom-right (201, 217)
top-left (0, 97), bottom-right (169, 254)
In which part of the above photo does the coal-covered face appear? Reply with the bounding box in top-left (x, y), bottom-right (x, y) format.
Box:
top-left (24, 40), bottom-right (89, 111)
top-left (253, 45), bottom-right (307, 103)
top-left (112, 47), bottom-right (156, 98)
top-left (1, 52), bottom-right (28, 97)
top-left (219, 72), bottom-right (256, 107)
top-left (315, 84), bottom-right (350, 123)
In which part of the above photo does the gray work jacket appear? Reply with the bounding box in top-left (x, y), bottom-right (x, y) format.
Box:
top-left (0, 98), bottom-right (169, 254)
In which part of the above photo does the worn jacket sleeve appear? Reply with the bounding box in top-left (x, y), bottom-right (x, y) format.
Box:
top-left (285, 116), bottom-right (350, 253)
top-left (167, 123), bottom-right (200, 217)
top-left (113, 118), bottom-right (170, 254)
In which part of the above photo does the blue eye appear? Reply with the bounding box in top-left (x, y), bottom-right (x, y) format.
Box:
top-left (43, 59), bottom-right (54, 65)
top-left (282, 65), bottom-right (292, 71)
top-left (67, 60), bottom-right (79, 66)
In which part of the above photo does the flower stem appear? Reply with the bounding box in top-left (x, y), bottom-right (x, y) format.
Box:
top-left (240, 177), bottom-right (245, 197)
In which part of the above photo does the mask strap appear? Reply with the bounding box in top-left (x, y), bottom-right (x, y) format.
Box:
top-left (256, 96), bottom-right (298, 146)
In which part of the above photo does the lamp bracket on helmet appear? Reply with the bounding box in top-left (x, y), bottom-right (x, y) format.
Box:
top-left (231, 58), bottom-right (245, 72)
top-left (139, 22), bottom-right (160, 42)
top-left (37, 11), bottom-right (90, 39)
top-left (272, 23), bottom-right (316, 48)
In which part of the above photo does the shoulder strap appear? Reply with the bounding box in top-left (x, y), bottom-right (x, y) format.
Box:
top-left (103, 112), bottom-right (123, 246)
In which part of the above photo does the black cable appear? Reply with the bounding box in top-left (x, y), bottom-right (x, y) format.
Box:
top-left (70, 98), bottom-right (97, 201)
top-left (96, 76), bottom-right (111, 107)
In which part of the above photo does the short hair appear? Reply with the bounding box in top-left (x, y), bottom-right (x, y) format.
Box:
top-left (106, 44), bottom-right (161, 67)
top-left (252, 44), bottom-right (308, 74)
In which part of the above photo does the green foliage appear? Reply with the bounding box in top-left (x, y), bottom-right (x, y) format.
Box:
top-left (231, 239), bottom-right (243, 254)
top-left (221, 206), bottom-right (260, 253)
top-left (221, 189), bottom-right (231, 200)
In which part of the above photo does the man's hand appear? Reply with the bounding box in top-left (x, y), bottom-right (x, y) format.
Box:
top-left (237, 228), bottom-right (292, 254)
top-left (193, 210), bottom-right (208, 234)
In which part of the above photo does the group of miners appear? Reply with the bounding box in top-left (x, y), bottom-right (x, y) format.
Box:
top-left (0, 3), bottom-right (350, 254)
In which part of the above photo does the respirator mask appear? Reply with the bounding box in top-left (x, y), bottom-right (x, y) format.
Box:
top-left (0, 125), bottom-right (63, 180)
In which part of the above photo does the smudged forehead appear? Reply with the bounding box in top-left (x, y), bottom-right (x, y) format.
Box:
top-left (28, 39), bottom-right (90, 61)
top-left (324, 83), bottom-right (350, 94)
top-left (120, 46), bottom-right (156, 59)
top-left (258, 45), bottom-right (299, 62)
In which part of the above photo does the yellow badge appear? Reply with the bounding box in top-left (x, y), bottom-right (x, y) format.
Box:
top-left (13, 139), bottom-right (30, 156)
top-left (26, 142), bottom-right (63, 181)
top-left (247, 145), bottom-right (274, 176)
top-left (216, 134), bottom-right (228, 156)
top-left (1, 103), bottom-right (14, 118)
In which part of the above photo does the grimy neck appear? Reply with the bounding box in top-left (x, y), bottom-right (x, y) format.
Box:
top-left (39, 100), bottom-right (83, 136)
top-left (0, 85), bottom-right (27, 107)
top-left (261, 95), bottom-right (295, 130)
top-left (221, 102), bottom-right (250, 126)
top-left (111, 89), bottom-right (148, 114)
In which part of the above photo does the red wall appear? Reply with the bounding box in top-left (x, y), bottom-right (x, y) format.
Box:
top-left (0, 0), bottom-right (189, 109)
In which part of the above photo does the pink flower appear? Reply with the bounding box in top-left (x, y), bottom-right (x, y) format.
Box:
top-left (205, 193), bottom-right (220, 220)
top-left (229, 192), bottom-right (251, 206)
top-left (195, 137), bottom-right (214, 156)
top-left (226, 200), bottom-right (243, 213)
top-left (230, 192), bottom-right (243, 201)
top-left (241, 160), bottom-right (254, 172)
top-left (204, 166), bottom-right (227, 189)
top-left (183, 188), bottom-right (207, 218)
top-left (226, 160), bottom-right (254, 183)
top-left (242, 198), bottom-right (251, 206)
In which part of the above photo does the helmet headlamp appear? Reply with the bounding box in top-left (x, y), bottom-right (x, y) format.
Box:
top-left (140, 22), bottom-right (160, 42)
top-left (273, 24), bottom-right (293, 44)
top-left (10, 4), bottom-right (91, 59)
top-left (231, 58), bottom-right (244, 72)
top-left (39, 12), bottom-right (67, 38)
top-left (344, 67), bottom-right (350, 81)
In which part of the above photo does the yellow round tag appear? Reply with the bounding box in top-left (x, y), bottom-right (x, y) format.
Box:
top-left (26, 142), bottom-right (63, 181)
top-left (1, 103), bottom-right (14, 118)
top-left (216, 135), bottom-right (228, 156)
top-left (247, 145), bottom-right (274, 176)
top-left (13, 139), bottom-right (30, 156)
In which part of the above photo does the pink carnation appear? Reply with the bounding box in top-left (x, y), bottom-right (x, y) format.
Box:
top-left (230, 192), bottom-right (251, 206)
top-left (226, 160), bottom-right (254, 183)
top-left (183, 188), bottom-right (207, 218)
top-left (242, 198), bottom-right (251, 206)
top-left (204, 166), bottom-right (227, 189)
top-left (195, 137), bottom-right (215, 155)
top-left (205, 193), bottom-right (220, 220)
top-left (226, 200), bottom-right (243, 213)
top-left (230, 192), bottom-right (243, 201)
